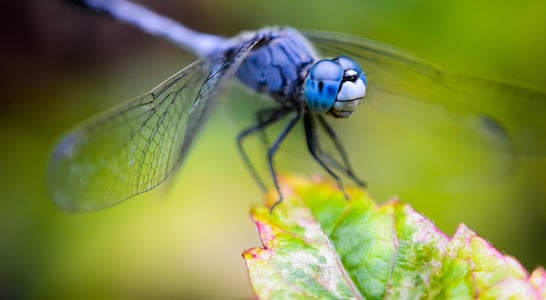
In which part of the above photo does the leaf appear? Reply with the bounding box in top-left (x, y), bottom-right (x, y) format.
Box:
top-left (243, 177), bottom-right (546, 299)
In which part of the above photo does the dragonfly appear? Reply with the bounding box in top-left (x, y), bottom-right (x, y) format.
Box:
top-left (48, 0), bottom-right (546, 212)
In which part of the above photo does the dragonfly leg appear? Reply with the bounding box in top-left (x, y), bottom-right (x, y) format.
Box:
top-left (237, 107), bottom-right (288, 192)
top-left (317, 115), bottom-right (367, 188)
top-left (255, 108), bottom-right (279, 147)
top-left (303, 113), bottom-right (348, 199)
top-left (268, 111), bottom-right (302, 213)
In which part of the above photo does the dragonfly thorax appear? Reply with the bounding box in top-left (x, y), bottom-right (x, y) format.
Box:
top-left (235, 28), bottom-right (317, 106)
top-left (303, 56), bottom-right (367, 118)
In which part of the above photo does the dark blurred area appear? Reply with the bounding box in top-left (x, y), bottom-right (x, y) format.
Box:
top-left (1, 0), bottom-right (545, 299)
top-left (1, 0), bottom-right (217, 105)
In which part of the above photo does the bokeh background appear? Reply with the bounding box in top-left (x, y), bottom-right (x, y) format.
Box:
top-left (2, 0), bottom-right (545, 299)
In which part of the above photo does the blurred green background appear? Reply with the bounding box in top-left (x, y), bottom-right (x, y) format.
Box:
top-left (1, 0), bottom-right (545, 299)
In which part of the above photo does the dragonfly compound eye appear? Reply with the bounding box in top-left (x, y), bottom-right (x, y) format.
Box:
top-left (304, 57), bottom-right (367, 118)
top-left (304, 59), bottom-right (344, 113)
top-left (330, 56), bottom-right (367, 118)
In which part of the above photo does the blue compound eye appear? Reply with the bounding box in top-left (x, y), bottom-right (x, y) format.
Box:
top-left (336, 55), bottom-right (362, 74)
top-left (336, 55), bottom-right (367, 85)
top-left (304, 59), bottom-right (344, 113)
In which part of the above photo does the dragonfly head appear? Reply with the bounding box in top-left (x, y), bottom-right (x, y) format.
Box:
top-left (303, 56), bottom-right (367, 118)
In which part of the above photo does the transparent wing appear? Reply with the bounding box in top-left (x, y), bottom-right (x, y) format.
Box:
top-left (303, 30), bottom-right (546, 158)
top-left (48, 36), bottom-right (262, 211)
top-left (302, 30), bottom-right (546, 189)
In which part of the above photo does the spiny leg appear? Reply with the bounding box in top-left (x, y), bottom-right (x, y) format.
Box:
top-left (237, 107), bottom-right (288, 192)
top-left (317, 115), bottom-right (366, 188)
top-left (268, 111), bottom-right (302, 213)
top-left (303, 113), bottom-right (347, 198)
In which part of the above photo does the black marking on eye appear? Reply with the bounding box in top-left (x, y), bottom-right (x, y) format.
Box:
top-left (344, 72), bottom-right (358, 82)
top-left (318, 81), bottom-right (324, 93)
top-left (326, 85), bottom-right (337, 97)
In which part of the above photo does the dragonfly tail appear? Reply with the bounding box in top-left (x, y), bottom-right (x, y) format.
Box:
top-left (64, 0), bottom-right (227, 57)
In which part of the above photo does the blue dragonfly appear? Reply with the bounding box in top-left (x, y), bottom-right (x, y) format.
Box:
top-left (48, 0), bottom-right (546, 212)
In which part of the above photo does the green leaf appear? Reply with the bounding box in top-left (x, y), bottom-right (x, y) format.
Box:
top-left (243, 177), bottom-right (546, 299)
